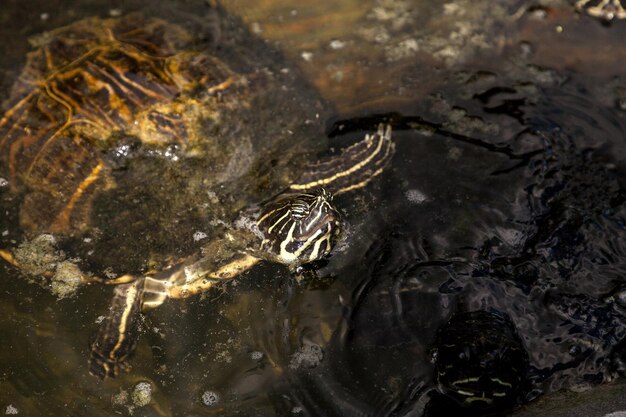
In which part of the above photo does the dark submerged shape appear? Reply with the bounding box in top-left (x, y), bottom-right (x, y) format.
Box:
top-left (0, 11), bottom-right (395, 379)
top-left (433, 310), bottom-right (529, 409)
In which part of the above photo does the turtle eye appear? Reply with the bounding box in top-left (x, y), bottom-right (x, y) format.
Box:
top-left (289, 199), bottom-right (310, 220)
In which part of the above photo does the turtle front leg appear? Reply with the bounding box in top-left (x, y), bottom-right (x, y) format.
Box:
top-left (166, 253), bottom-right (261, 299)
top-left (88, 253), bottom-right (260, 378)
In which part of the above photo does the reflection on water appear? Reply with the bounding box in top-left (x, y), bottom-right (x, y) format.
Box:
top-left (1, 0), bottom-right (625, 416)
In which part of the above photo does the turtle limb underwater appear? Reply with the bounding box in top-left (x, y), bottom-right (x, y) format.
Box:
top-left (88, 125), bottom-right (394, 379)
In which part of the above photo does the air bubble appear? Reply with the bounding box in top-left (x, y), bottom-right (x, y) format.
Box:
top-left (405, 189), bottom-right (427, 204)
top-left (202, 390), bottom-right (220, 406)
top-left (5, 405), bottom-right (18, 415)
top-left (131, 381), bottom-right (152, 407)
top-left (289, 344), bottom-right (323, 369)
top-left (329, 40), bottom-right (345, 50)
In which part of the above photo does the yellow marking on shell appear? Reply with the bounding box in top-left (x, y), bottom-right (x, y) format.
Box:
top-left (1, 46), bottom-right (113, 158)
top-left (108, 282), bottom-right (140, 360)
top-left (206, 75), bottom-right (236, 95)
top-left (290, 125), bottom-right (390, 191)
top-left (49, 80), bottom-right (82, 116)
top-left (41, 77), bottom-right (74, 117)
top-left (91, 63), bottom-right (143, 111)
top-left (0, 90), bottom-right (38, 147)
top-left (59, 66), bottom-right (117, 128)
top-left (114, 64), bottom-right (170, 101)
top-left (42, 45), bottom-right (105, 83)
top-left (85, 61), bottom-right (134, 122)
top-left (0, 249), bottom-right (18, 267)
top-left (80, 97), bottom-right (118, 133)
top-left (44, 46), bottom-right (54, 72)
top-left (49, 161), bottom-right (104, 232)
top-left (452, 377), bottom-right (480, 386)
top-left (490, 378), bottom-right (513, 387)
top-left (465, 394), bottom-right (493, 405)
top-left (23, 87), bottom-right (75, 178)
top-left (111, 50), bottom-right (169, 97)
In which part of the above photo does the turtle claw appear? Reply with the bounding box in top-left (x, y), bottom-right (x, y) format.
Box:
top-left (89, 347), bottom-right (132, 380)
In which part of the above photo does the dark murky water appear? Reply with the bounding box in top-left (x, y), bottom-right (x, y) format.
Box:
top-left (1, 0), bottom-right (625, 416)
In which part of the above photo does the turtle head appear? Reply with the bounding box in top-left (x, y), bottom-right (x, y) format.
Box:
top-left (256, 189), bottom-right (342, 266)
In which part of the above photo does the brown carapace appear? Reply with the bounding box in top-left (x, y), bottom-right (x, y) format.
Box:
top-left (0, 14), bottom-right (235, 236)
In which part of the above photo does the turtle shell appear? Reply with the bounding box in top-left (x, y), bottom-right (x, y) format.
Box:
top-left (433, 310), bottom-right (529, 409)
top-left (0, 13), bottom-right (327, 281)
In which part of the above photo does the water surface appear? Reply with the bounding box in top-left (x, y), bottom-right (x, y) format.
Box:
top-left (0, 0), bottom-right (625, 416)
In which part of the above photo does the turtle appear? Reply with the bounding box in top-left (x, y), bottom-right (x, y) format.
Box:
top-left (431, 310), bottom-right (529, 410)
top-left (0, 10), bottom-right (395, 379)
top-left (574, 0), bottom-right (626, 20)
